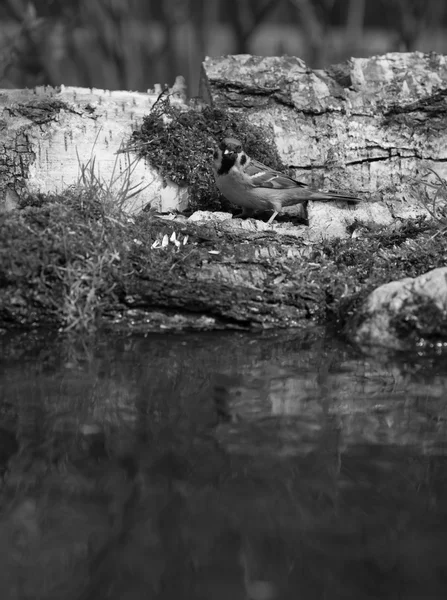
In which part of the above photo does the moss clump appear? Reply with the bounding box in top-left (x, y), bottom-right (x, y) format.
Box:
top-left (391, 297), bottom-right (447, 344)
top-left (130, 94), bottom-right (286, 212)
top-left (0, 187), bottom-right (218, 333)
top-left (0, 190), bottom-right (125, 332)
top-left (9, 99), bottom-right (69, 125)
top-left (0, 188), bottom-right (189, 332)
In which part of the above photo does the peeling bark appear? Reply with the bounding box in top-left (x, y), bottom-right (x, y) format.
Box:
top-left (201, 52), bottom-right (447, 209)
top-left (0, 85), bottom-right (189, 214)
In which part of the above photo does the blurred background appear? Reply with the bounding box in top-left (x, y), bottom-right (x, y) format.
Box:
top-left (1, 0), bottom-right (447, 96)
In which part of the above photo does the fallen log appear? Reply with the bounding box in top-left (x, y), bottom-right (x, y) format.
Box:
top-left (1, 52), bottom-right (447, 345)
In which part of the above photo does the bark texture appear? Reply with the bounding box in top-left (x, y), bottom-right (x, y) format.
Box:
top-left (201, 52), bottom-right (447, 217)
top-left (0, 85), bottom-right (188, 214)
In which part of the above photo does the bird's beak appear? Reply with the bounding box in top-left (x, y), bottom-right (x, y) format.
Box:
top-left (223, 149), bottom-right (231, 155)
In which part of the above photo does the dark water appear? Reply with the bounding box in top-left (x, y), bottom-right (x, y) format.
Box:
top-left (1, 328), bottom-right (447, 599)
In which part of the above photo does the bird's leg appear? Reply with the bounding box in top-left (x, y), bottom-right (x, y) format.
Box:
top-left (266, 211), bottom-right (278, 225)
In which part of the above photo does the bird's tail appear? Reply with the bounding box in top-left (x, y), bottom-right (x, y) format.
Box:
top-left (283, 189), bottom-right (361, 207)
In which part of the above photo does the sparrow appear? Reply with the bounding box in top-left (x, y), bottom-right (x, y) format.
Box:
top-left (213, 137), bottom-right (361, 224)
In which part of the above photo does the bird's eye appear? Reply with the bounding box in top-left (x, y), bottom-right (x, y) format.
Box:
top-left (236, 145), bottom-right (242, 153)
top-left (239, 154), bottom-right (247, 166)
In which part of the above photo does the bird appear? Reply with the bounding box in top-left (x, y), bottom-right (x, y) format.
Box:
top-left (213, 137), bottom-right (361, 224)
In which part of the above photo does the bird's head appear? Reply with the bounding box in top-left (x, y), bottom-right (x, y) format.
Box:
top-left (213, 137), bottom-right (249, 175)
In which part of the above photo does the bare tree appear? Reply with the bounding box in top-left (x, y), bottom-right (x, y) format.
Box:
top-left (2, 0), bottom-right (447, 94)
top-left (1, 0), bottom-right (57, 86)
top-left (288, 0), bottom-right (336, 67)
top-left (345, 0), bottom-right (365, 55)
top-left (227, 0), bottom-right (280, 54)
top-left (384, 0), bottom-right (446, 51)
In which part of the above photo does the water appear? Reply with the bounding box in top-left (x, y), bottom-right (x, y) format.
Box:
top-left (1, 327), bottom-right (447, 599)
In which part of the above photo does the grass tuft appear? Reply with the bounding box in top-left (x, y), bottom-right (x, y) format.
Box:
top-left (76, 138), bottom-right (150, 215)
top-left (409, 168), bottom-right (447, 237)
top-left (0, 173), bottom-right (203, 335)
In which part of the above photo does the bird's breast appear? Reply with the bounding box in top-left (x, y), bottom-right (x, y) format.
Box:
top-left (216, 170), bottom-right (251, 206)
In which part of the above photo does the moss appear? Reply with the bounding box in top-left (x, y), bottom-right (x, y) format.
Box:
top-left (8, 99), bottom-right (69, 125)
top-left (2, 184), bottom-right (447, 338)
top-left (130, 94), bottom-right (286, 212)
top-left (0, 194), bottom-right (122, 331)
top-left (0, 188), bottom-right (222, 332)
top-left (391, 297), bottom-right (447, 343)
top-left (313, 217), bottom-right (447, 332)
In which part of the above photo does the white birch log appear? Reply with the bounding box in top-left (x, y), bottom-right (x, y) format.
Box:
top-left (201, 52), bottom-right (447, 237)
top-left (0, 84), bottom-right (189, 214)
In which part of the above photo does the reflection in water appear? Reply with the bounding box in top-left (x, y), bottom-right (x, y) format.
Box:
top-left (1, 328), bottom-right (447, 598)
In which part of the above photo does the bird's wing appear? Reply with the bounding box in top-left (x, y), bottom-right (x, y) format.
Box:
top-left (245, 158), bottom-right (307, 190)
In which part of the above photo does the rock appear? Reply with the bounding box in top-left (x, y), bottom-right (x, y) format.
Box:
top-left (188, 210), bottom-right (233, 222)
top-left (352, 267), bottom-right (447, 349)
top-left (307, 200), bottom-right (393, 241)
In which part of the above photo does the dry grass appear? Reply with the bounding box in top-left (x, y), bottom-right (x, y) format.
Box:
top-left (77, 141), bottom-right (150, 215)
top-left (410, 168), bottom-right (447, 237)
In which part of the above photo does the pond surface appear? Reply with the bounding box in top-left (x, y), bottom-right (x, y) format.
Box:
top-left (1, 327), bottom-right (447, 599)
